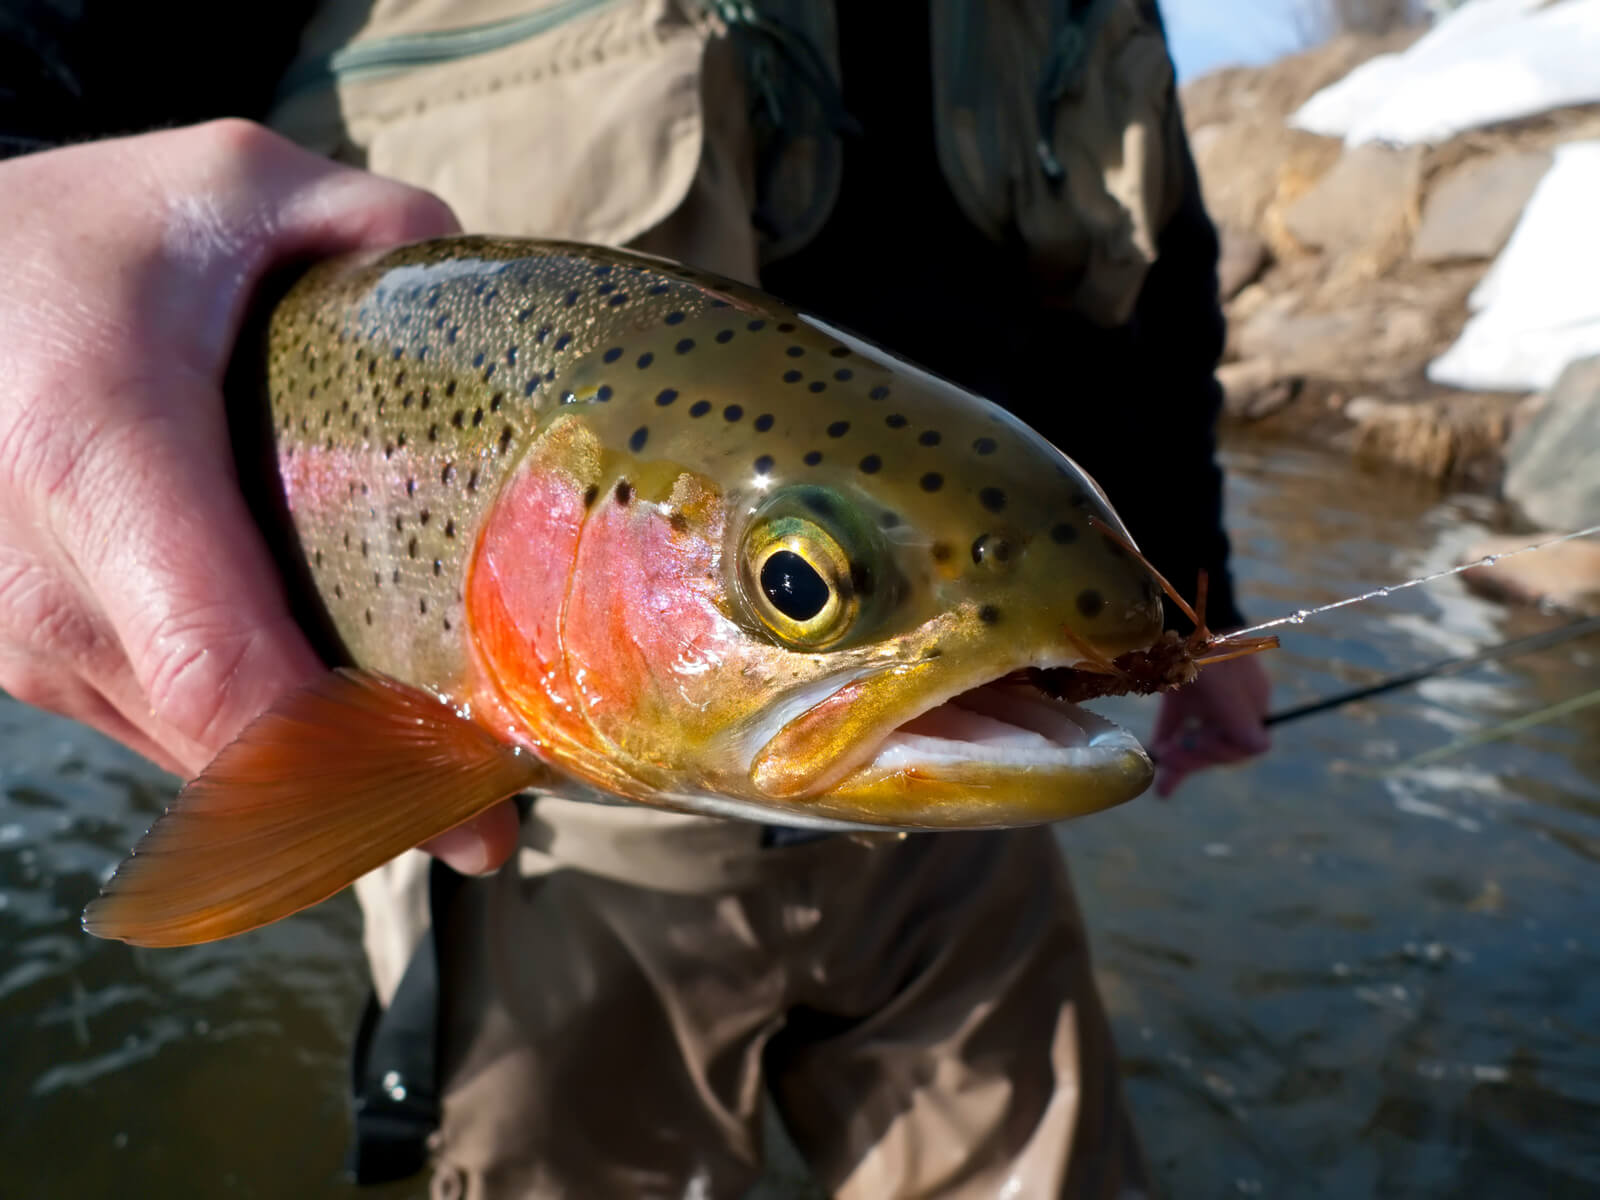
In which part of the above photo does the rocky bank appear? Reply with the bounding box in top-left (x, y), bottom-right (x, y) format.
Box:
top-left (1183, 31), bottom-right (1600, 490)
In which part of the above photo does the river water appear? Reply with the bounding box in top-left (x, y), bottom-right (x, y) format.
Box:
top-left (3, 438), bottom-right (1597, 1198)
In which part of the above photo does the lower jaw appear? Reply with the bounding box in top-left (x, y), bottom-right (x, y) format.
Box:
top-left (804, 742), bottom-right (1155, 829)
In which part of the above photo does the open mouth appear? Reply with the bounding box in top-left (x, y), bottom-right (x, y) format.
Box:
top-left (865, 676), bottom-right (1143, 775)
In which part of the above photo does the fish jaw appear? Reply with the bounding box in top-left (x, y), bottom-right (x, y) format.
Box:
top-left (740, 606), bottom-right (1156, 826)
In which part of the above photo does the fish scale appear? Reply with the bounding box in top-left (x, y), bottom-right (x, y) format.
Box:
top-left (263, 237), bottom-right (1154, 691)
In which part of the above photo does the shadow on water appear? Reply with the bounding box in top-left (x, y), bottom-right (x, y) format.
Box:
top-left (2, 437), bottom-right (1598, 1197)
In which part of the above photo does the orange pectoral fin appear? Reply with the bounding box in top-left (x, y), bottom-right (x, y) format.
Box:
top-left (82, 668), bottom-right (547, 948)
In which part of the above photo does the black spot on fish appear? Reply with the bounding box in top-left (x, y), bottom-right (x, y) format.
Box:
top-left (445, 381), bottom-right (457, 398)
top-left (716, 329), bottom-right (735, 344)
top-left (604, 347), bottom-right (623, 363)
top-left (830, 347), bottom-right (851, 359)
top-left (1077, 590), bottom-right (1105, 618)
top-left (615, 480), bottom-right (633, 506)
top-left (724, 405), bottom-right (744, 422)
top-left (676, 338), bottom-right (695, 354)
top-left (931, 543), bottom-right (952, 563)
top-left (786, 346), bottom-right (804, 358)
top-left (870, 386), bottom-right (890, 400)
top-left (747, 319), bottom-right (766, 332)
top-left (973, 437), bottom-right (997, 455)
top-left (827, 421), bottom-right (849, 438)
top-left (919, 430), bottom-right (941, 447)
top-left (754, 414), bottom-right (774, 432)
top-left (420, 509), bottom-right (431, 526)
top-left (886, 414), bottom-right (908, 429)
top-left (690, 400), bottom-right (711, 418)
top-left (597, 385), bottom-right (614, 402)
top-left (564, 290), bottom-right (579, 307)
top-left (784, 370), bottom-right (802, 384)
top-left (608, 293), bottom-right (628, 307)
top-left (406, 478), bottom-right (416, 497)
top-left (555, 334), bottom-right (571, 352)
top-left (804, 450), bottom-right (822, 466)
top-left (809, 381), bottom-right (826, 394)
top-left (979, 604), bottom-right (1001, 625)
top-left (656, 388), bottom-right (678, 406)
top-left (920, 472), bottom-right (943, 492)
top-left (408, 536), bottom-right (418, 558)
top-left (583, 484), bottom-right (599, 508)
top-left (777, 322), bottom-right (796, 333)
top-left (445, 519), bottom-right (457, 538)
top-left (1050, 522), bottom-right (1078, 544)
top-left (365, 609), bottom-right (373, 625)
top-left (420, 598), bottom-right (428, 614)
top-left (472, 407), bottom-right (483, 427)
top-left (427, 424), bottom-right (439, 442)
top-left (835, 368), bottom-right (853, 382)
top-left (666, 312), bottom-right (685, 325)
top-left (755, 454), bottom-right (774, 474)
top-left (848, 561), bottom-right (873, 597)
top-left (859, 454), bottom-right (882, 474)
top-left (880, 511), bottom-right (900, 529)
top-left (433, 559), bottom-right (443, 577)
top-left (978, 487), bottom-right (1007, 513)
top-left (629, 426), bottom-right (649, 452)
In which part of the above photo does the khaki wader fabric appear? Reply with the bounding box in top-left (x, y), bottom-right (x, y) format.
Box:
top-left (429, 816), bottom-right (1147, 1199)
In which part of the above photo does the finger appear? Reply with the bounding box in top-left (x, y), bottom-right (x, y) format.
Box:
top-left (420, 802), bottom-right (521, 876)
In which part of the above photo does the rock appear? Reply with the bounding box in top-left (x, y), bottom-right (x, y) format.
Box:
top-left (1217, 225), bottom-right (1269, 300)
top-left (1411, 149), bottom-right (1551, 263)
top-left (1503, 355), bottom-right (1600, 530)
top-left (1217, 359), bottom-right (1299, 420)
top-left (1459, 533), bottom-right (1600, 614)
top-left (1192, 120), bottom-right (1341, 239)
top-left (1281, 143), bottom-right (1424, 255)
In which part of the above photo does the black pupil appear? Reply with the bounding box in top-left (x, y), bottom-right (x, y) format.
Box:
top-left (760, 550), bottom-right (830, 623)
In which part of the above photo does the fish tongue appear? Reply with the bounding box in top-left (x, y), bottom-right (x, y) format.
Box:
top-left (82, 668), bottom-right (547, 947)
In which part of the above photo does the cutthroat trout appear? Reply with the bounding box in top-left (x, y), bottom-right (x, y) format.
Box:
top-left (86, 237), bottom-right (1179, 947)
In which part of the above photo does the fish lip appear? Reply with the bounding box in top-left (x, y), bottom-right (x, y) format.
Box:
top-left (748, 644), bottom-right (1154, 803)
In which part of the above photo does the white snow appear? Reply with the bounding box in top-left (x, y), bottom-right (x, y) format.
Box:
top-left (1427, 141), bottom-right (1600, 392)
top-left (1291, 0), bottom-right (1600, 147)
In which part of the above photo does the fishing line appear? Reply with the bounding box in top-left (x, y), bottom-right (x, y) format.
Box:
top-left (1226, 522), bottom-right (1600, 641)
top-left (1385, 684), bottom-right (1600, 772)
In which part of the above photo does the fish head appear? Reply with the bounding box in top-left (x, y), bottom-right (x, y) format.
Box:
top-left (467, 290), bottom-right (1164, 829)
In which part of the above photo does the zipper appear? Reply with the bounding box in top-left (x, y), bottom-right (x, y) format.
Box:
top-left (275, 0), bottom-right (628, 101)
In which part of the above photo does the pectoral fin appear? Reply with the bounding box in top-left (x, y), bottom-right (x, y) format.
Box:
top-left (83, 668), bottom-right (546, 947)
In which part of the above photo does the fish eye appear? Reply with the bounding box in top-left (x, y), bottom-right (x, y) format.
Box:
top-left (761, 550), bottom-right (829, 621)
top-left (739, 487), bottom-right (883, 650)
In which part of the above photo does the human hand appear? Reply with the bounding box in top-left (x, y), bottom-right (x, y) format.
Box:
top-left (0, 121), bottom-right (516, 874)
top-left (1148, 652), bottom-right (1272, 797)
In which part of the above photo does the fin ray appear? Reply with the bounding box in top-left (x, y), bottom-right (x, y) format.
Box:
top-left (83, 668), bottom-right (545, 947)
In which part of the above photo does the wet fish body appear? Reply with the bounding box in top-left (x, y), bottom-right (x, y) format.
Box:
top-left (87, 237), bottom-right (1168, 945)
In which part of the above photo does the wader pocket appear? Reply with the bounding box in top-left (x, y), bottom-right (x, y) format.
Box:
top-left (932, 0), bottom-right (1185, 326)
top-left (268, 0), bottom-right (727, 257)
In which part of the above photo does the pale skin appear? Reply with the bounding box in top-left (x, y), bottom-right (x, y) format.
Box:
top-left (0, 121), bottom-right (1268, 862)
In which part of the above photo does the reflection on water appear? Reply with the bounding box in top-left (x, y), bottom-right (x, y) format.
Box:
top-left (3, 439), bottom-right (1598, 1197)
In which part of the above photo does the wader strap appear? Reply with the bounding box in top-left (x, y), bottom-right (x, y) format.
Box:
top-left (346, 859), bottom-right (464, 1185)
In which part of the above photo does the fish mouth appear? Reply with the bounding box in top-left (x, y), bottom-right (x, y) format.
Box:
top-left (753, 660), bottom-right (1155, 829)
